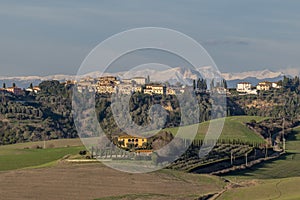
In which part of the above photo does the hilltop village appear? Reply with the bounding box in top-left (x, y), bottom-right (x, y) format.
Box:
top-left (0, 74), bottom-right (284, 97)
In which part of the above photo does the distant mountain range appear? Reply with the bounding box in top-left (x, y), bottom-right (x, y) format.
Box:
top-left (0, 67), bottom-right (299, 89)
top-left (222, 69), bottom-right (289, 88)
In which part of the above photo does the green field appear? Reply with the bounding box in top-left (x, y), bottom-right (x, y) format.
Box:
top-left (217, 125), bottom-right (300, 200)
top-left (223, 126), bottom-right (300, 180)
top-left (0, 116), bottom-right (299, 199)
top-left (219, 177), bottom-right (300, 200)
top-left (0, 138), bottom-right (83, 150)
top-left (166, 116), bottom-right (266, 144)
top-left (0, 139), bottom-right (84, 171)
top-left (0, 116), bottom-right (267, 171)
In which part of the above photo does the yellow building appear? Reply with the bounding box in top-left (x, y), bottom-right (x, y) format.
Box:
top-left (117, 135), bottom-right (147, 149)
top-left (257, 81), bottom-right (272, 91)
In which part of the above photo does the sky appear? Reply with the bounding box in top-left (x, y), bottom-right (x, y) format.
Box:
top-left (0, 0), bottom-right (300, 76)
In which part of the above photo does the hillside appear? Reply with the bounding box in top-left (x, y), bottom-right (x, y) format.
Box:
top-left (0, 116), bottom-right (266, 172)
top-left (166, 116), bottom-right (267, 144)
top-left (223, 126), bottom-right (300, 180)
top-left (0, 138), bottom-right (83, 171)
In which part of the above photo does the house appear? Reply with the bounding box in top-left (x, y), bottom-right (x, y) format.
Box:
top-left (257, 81), bottom-right (272, 91)
top-left (5, 87), bottom-right (23, 95)
top-left (144, 84), bottom-right (166, 95)
top-left (237, 82), bottom-right (252, 92)
top-left (117, 135), bottom-right (147, 149)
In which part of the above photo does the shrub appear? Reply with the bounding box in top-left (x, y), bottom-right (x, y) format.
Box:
top-left (79, 150), bottom-right (87, 155)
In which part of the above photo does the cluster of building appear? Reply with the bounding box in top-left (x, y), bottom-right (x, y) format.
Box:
top-left (76, 76), bottom-right (184, 95)
top-left (237, 81), bottom-right (281, 95)
top-left (0, 84), bottom-right (40, 95)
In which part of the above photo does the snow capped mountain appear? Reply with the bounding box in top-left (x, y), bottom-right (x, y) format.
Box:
top-left (221, 68), bottom-right (300, 88)
top-left (222, 69), bottom-right (285, 81)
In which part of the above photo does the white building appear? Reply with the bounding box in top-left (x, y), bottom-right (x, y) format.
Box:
top-left (272, 82), bottom-right (282, 89)
top-left (237, 82), bottom-right (252, 92)
top-left (25, 86), bottom-right (41, 93)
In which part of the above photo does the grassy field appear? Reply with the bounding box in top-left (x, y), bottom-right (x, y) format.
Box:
top-left (0, 116), bottom-right (266, 171)
top-left (0, 116), bottom-right (299, 199)
top-left (219, 177), bottom-right (300, 200)
top-left (223, 126), bottom-right (300, 180)
top-left (0, 138), bottom-right (83, 150)
top-left (166, 116), bottom-right (267, 143)
top-left (217, 126), bottom-right (300, 199)
top-left (0, 139), bottom-right (84, 171)
top-left (0, 164), bottom-right (225, 200)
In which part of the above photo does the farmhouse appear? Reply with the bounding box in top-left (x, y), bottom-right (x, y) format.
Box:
top-left (117, 135), bottom-right (147, 149)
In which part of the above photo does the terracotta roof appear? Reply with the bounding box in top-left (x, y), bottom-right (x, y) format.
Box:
top-left (118, 135), bottom-right (146, 139)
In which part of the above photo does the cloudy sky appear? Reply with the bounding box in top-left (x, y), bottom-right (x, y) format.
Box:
top-left (0, 0), bottom-right (300, 76)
